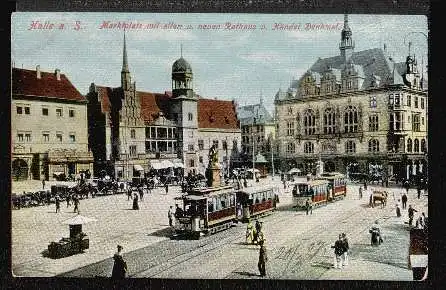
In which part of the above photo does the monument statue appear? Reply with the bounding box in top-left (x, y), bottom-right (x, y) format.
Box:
top-left (206, 144), bottom-right (221, 187)
top-left (208, 144), bottom-right (219, 168)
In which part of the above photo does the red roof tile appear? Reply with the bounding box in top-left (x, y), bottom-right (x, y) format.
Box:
top-left (12, 68), bottom-right (85, 102)
top-left (96, 86), bottom-right (112, 113)
top-left (139, 91), bottom-right (172, 123)
top-left (198, 99), bottom-right (239, 129)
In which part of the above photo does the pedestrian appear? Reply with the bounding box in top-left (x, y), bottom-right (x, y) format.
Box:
top-left (341, 233), bottom-right (349, 266)
top-left (404, 180), bottom-right (410, 194)
top-left (168, 206), bottom-right (174, 227)
top-left (111, 245), bottom-right (127, 279)
top-left (369, 221), bottom-right (382, 245)
top-left (359, 186), bottom-right (362, 199)
top-left (408, 205), bottom-right (417, 226)
top-left (165, 182), bottom-right (169, 194)
top-left (55, 195), bottom-right (60, 213)
top-left (132, 193), bottom-right (139, 210)
top-left (139, 187), bottom-right (144, 201)
top-left (127, 188), bottom-right (132, 201)
top-left (175, 204), bottom-right (183, 218)
top-left (417, 186), bottom-right (421, 199)
top-left (305, 198), bottom-right (313, 215)
top-left (396, 203), bottom-right (401, 217)
top-left (402, 193), bottom-right (408, 209)
top-left (363, 181), bottom-right (367, 190)
top-left (42, 179), bottom-right (45, 190)
top-left (66, 194), bottom-right (71, 208)
top-left (332, 234), bottom-right (344, 269)
top-left (244, 178), bottom-right (248, 188)
top-left (258, 239), bottom-right (268, 277)
top-left (246, 219), bottom-right (255, 244)
top-left (422, 212), bottom-right (428, 231)
top-left (255, 220), bottom-right (262, 243)
top-left (73, 195), bottom-right (80, 213)
top-left (369, 192), bottom-right (373, 208)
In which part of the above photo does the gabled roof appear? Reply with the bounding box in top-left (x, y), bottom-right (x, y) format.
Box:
top-left (237, 103), bottom-right (274, 125)
top-left (198, 98), bottom-right (239, 130)
top-left (96, 86), bottom-right (113, 113)
top-left (139, 91), bottom-right (172, 124)
top-left (12, 67), bottom-right (85, 102)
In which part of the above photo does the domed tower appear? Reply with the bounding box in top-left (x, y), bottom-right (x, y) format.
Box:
top-left (339, 14), bottom-right (355, 62)
top-left (170, 51), bottom-right (198, 174)
top-left (172, 56), bottom-right (194, 99)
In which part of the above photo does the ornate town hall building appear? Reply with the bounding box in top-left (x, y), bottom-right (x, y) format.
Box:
top-left (87, 35), bottom-right (240, 179)
top-left (274, 15), bottom-right (428, 182)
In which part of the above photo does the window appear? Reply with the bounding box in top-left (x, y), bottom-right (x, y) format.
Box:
top-left (130, 129), bottom-right (136, 139)
top-left (421, 98), bottom-right (425, 109)
top-left (394, 94), bottom-right (401, 107)
top-left (24, 107), bottom-right (30, 115)
top-left (286, 121), bottom-right (295, 136)
top-left (414, 97), bottom-right (419, 108)
top-left (369, 114), bottom-right (379, 132)
top-left (42, 108), bottom-right (48, 116)
top-left (56, 133), bottom-right (63, 142)
top-left (56, 108), bottom-right (63, 117)
top-left (222, 140), bottom-right (228, 150)
top-left (16, 106), bottom-right (23, 114)
top-left (69, 134), bottom-right (76, 143)
top-left (25, 133), bottom-right (31, 142)
top-left (407, 95), bottom-right (411, 107)
top-left (414, 139), bottom-right (420, 152)
top-left (188, 144), bottom-right (194, 151)
top-left (17, 133), bottom-right (24, 142)
top-left (286, 142), bottom-right (295, 154)
top-left (43, 133), bottom-right (49, 142)
top-left (369, 96), bottom-right (377, 108)
top-left (288, 107), bottom-right (293, 115)
top-left (188, 113), bottom-right (193, 121)
top-left (304, 109), bottom-right (316, 135)
top-left (390, 112), bottom-right (402, 131)
top-left (344, 106), bottom-right (358, 133)
top-left (129, 145), bottom-right (137, 156)
top-left (323, 108), bottom-right (336, 134)
top-left (304, 142), bottom-right (314, 154)
top-left (69, 109), bottom-right (75, 117)
top-left (421, 117), bottom-right (425, 125)
top-left (368, 139), bottom-right (379, 152)
top-left (412, 114), bottom-right (420, 132)
top-left (347, 80), bottom-right (352, 89)
top-left (198, 139), bottom-right (204, 150)
top-left (421, 139), bottom-right (426, 153)
top-left (213, 140), bottom-right (218, 149)
top-left (388, 94), bottom-right (394, 106)
top-left (199, 156), bottom-right (203, 163)
top-left (345, 141), bottom-right (356, 153)
top-left (189, 159), bottom-right (195, 167)
top-left (407, 138), bottom-right (412, 153)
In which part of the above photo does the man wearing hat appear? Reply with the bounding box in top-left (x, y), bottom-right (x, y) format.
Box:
top-left (112, 245), bottom-right (127, 279)
top-left (258, 239), bottom-right (268, 277)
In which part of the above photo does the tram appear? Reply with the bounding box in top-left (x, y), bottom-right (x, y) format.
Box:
top-left (173, 186), bottom-right (237, 239)
top-left (235, 187), bottom-right (279, 222)
top-left (319, 172), bottom-right (347, 201)
top-left (291, 179), bottom-right (330, 209)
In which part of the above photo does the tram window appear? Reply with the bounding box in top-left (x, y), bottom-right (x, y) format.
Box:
top-left (221, 195), bottom-right (226, 208)
top-left (208, 200), bottom-right (214, 213)
top-left (231, 194), bottom-right (235, 206)
top-left (214, 197), bottom-right (220, 211)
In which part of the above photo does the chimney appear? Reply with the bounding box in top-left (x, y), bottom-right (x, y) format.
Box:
top-left (55, 68), bottom-right (61, 81)
top-left (36, 65), bottom-right (41, 79)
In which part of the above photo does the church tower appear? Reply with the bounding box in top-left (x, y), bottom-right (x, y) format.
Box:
top-left (170, 48), bottom-right (198, 173)
top-left (339, 14), bottom-right (355, 62)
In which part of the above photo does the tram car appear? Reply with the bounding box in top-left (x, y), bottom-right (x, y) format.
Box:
top-left (173, 185), bottom-right (237, 239)
top-left (235, 187), bottom-right (279, 222)
top-left (319, 172), bottom-right (347, 201)
top-left (291, 179), bottom-right (330, 210)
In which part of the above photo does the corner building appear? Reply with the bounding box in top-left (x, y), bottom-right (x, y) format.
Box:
top-left (274, 15), bottom-right (427, 182)
top-left (87, 35), bottom-right (240, 179)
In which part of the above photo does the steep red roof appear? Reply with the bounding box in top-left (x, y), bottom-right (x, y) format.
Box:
top-left (198, 98), bottom-right (239, 130)
top-left (12, 67), bottom-right (85, 102)
top-left (96, 86), bottom-right (112, 113)
top-left (139, 91), bottom-right (171, 123)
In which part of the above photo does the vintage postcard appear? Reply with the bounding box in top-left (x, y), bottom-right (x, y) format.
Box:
top-left (11, 12), bottom-right (428, 280)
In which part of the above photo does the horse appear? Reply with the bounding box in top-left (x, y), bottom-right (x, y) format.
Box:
top-left (372, 191), bottom-right (388, 208)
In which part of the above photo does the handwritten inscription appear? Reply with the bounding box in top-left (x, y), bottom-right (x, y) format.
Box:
top-left (28, 21), bottom-right (83, 30)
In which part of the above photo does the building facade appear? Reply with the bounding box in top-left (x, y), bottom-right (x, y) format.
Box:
top-left (274, 15), bottom-right (428, 182)
top-left (237, 99), bottom-right (276, 171)
top-left (87, 36), bottom-right (240, 179)
top-left (12, 66), bottom-right (94, 181)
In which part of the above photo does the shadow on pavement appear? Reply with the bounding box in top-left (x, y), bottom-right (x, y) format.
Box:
top-left (148, 227), bottom-right (174, 238)
top-left (311, 261), bottom-right (333, 269)
top-left (233, 271), bottom-right (260, 277)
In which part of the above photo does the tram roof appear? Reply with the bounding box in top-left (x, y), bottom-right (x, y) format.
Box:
top-left (319, 172), bottom-right (345, 179)
top-left (187, 185), bottom-right (234, 198)
top-left (293, 179), bottom-right (330, 186)
top-left (236, 186), bottom-right (276, 194)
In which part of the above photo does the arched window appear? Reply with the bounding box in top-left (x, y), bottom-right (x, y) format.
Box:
top-left (304, 142), bottom-right (314, 154)
top-left (414, 138), bottom-right (420, 152)
top-left (304, 109), bottom-right (316, 135)
top-left (421, 139), bottom-right (426, 153)
top-left (368, 139), bottom-right (379, 152)
top-left (188, 113), bottom-right (193, 121)
top-left (407, 138), bottom-right (412, 153)
top-left (344, 106), bottom-right (358, 133)
top-left (345, 140), bottom-right (356, 153)
top-left (323, 108), bottom-right (336, 134)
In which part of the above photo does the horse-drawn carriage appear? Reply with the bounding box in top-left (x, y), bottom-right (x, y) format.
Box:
top-left (372, 191), bottom-right (388, 208)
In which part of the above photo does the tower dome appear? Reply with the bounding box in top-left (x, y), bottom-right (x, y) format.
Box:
top-left (172, 57), bottom-right (192, 74)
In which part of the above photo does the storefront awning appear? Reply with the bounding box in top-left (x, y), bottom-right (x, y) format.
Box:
top-left (160, 160), bottom-right (174, 168)
top-left (53, 171), bottom-right (65, 175)
top-left (133, 164), bottom-right (144, 171)
top-left (150, 161), bottom-right (163, 170)
top-left (173, 162), bottom-right (184, 168)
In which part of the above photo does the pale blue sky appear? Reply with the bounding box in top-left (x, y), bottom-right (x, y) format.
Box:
top-left (12, 13), bottom-right (428, 113)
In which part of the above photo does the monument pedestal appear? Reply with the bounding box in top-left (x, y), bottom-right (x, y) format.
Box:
top-left (209, 166), bottom-right (221, 188)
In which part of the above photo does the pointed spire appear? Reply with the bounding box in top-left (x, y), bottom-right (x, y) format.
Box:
top-left (122, 30), bottom-right (129, 72)
top-left (408, 41), bottom-right (412, 56)
top-left (344, 13), bottom-right (349, 29)
top-left (260, 90), bottom-right (263, 105)
top-left (180, 43), bottom-right (183, 58)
